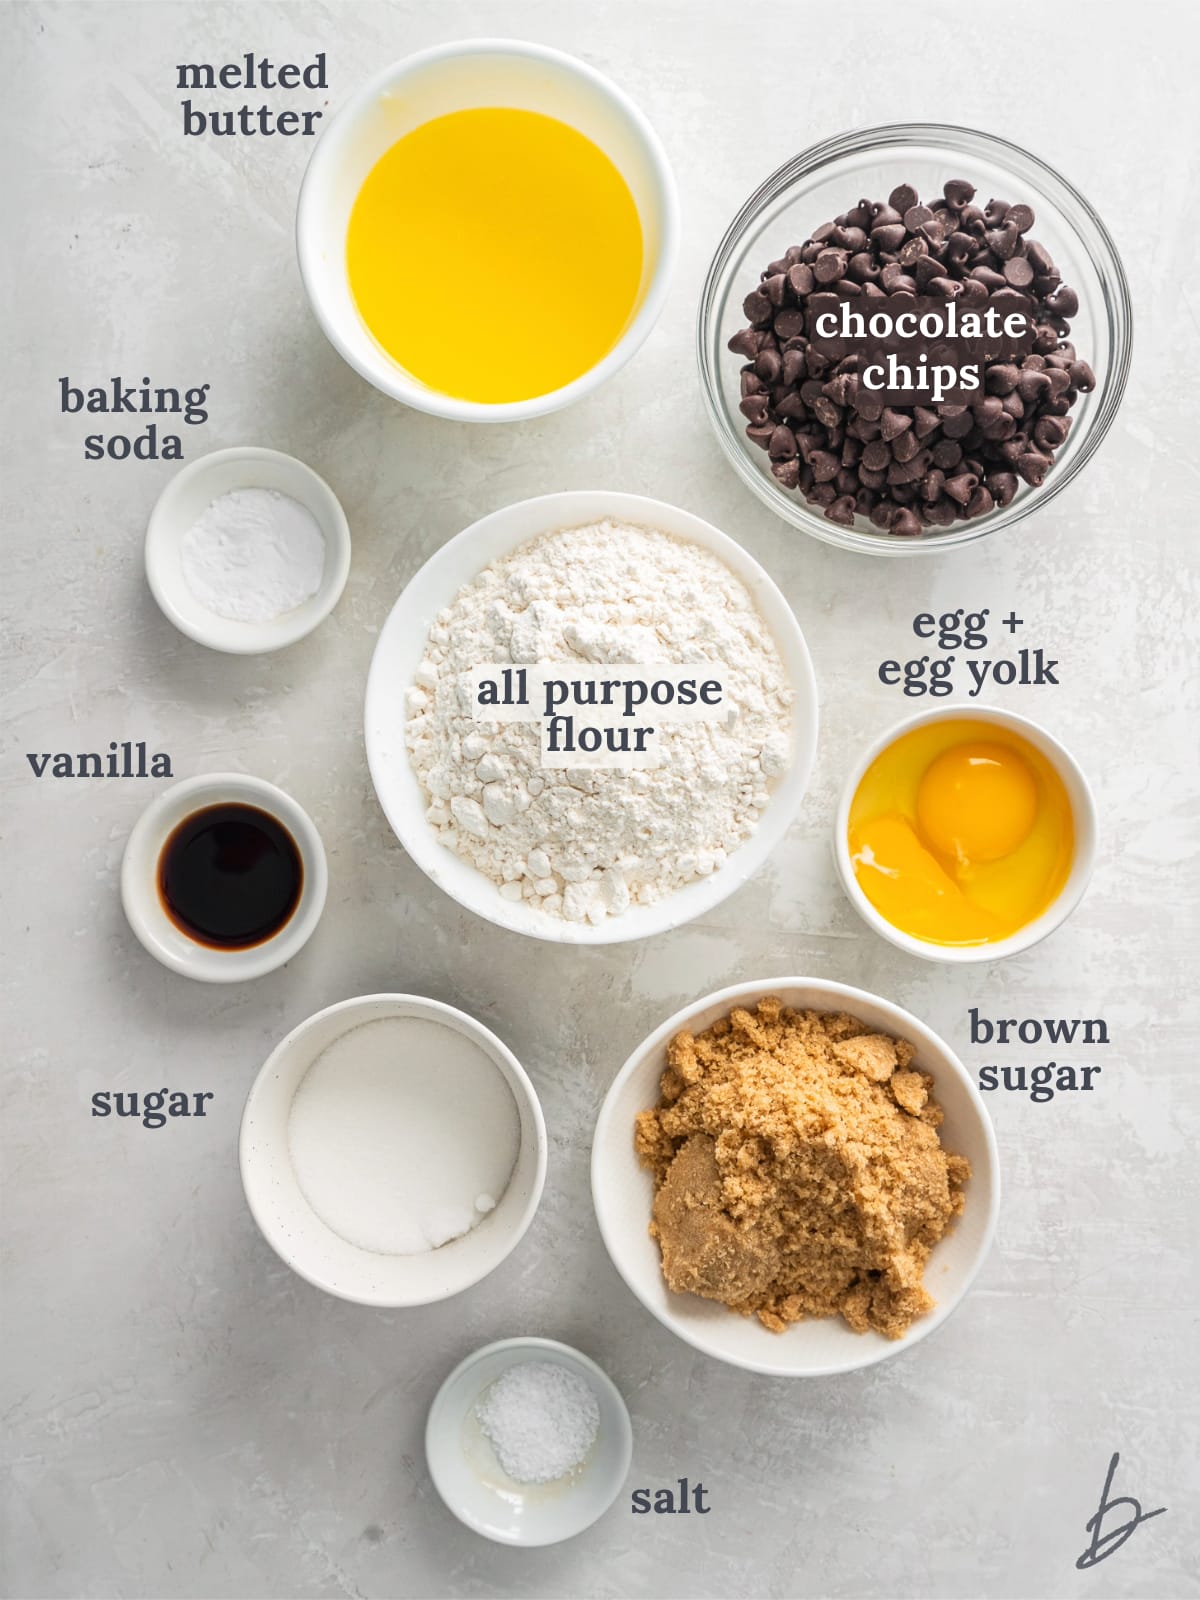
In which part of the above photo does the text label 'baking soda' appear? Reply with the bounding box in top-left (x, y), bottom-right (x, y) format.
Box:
top-left (59, 377), bottom-right (210, 461)
top-left (469, 665), bottom-right (730, 769)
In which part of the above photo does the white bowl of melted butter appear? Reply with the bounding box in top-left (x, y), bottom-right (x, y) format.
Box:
top-left (296, 39), bottom-right (678, 421)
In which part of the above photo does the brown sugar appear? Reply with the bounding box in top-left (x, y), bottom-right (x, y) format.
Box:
top-left (634, 997), bottom-right (970, 1339)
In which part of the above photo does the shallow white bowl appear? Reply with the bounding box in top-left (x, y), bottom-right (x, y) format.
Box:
top-left (364, 490), bottom-right (819, 945)
top-left (426, 1338), bottom-right (633, 1546)
top-left (834, 705), bottom-right (1098, 964)
top-left (239, 994), bottom-right (547, 1307)
top-left (296, 38), bottom-right (679, 421)
top-left (145, 446), bottom-right (351, 654)
top-left (592, 978), bottom-right (1000, 1376)
top-left (120, 773), bottom-right (327, 983)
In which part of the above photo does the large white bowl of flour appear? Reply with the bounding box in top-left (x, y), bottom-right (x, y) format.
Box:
top-left (365, 491), bottom-right (818, 944)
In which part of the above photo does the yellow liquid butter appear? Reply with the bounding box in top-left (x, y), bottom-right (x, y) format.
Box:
top-left (346, 107), bottom-right (644, 403)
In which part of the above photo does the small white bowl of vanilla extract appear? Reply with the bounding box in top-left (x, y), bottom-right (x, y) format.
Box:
top-left (120, 774), bottom-right (327, 982)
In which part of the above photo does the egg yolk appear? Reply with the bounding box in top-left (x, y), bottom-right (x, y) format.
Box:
top-left (916, 742), bottom-right (1038, 864)
top-left (846, 721), bottom-right (1075, 948)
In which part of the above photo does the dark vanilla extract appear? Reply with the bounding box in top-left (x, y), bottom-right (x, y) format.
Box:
top-left (158, 803), bottom-right (302, 949)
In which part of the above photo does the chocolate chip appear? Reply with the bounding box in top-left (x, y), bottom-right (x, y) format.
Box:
top-left (1034, 415), bottom-right (1070, 450)
top-left (891, 508), bottom-right (923, 537)
top-left (891, 427), bottom-right (922, 464)
top-left (786, 263), bottom-right (815, 298)
top-left (763, 272), bottom-right (787, 306)
top-left (903, 204), bottom-right (934, 232)
top-left (941, 409), bottom-right (974, 440)
top-left (966, 485), bottom-right (995, 517)
top-left (943, 472), bottom-right (979, 506)
top-left (986, 225), bottom-right (1021, 261)
top-left (1016, 367), bottom-right (1052, 404)
top-left (913, 406), bottom-right (942, 439)
top-left (768, 425), bottom-right (797, 459)
top-left (971, 265), bottom-right (1008, 291)
top-left (986, 471), bottom-right (1019, 506)
top-left (1069, 360), bottom-right (1096, 392)
top-left (1006, 204), bottom-right (1035, 234)
top-left (932, 439), bottom-right (963, 470)
top-left (1003, 257), bottom-right (1034, 288)
top-left (943, 178), bottom-right (976, 207)
top-left (870, 222), bottom-right (907, 253)
top-left (879, 407), bottom-right (912, 441)
top-left (928, 275), bottom-right (963, 300)
top-left (1016, 451), bottom-right (1051, 486)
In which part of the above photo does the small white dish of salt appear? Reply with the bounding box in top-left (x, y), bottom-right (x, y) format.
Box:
top-left (146, 445), bottom-right (350, 654)
top-left (426, 1338), bottom-right (633, 1546)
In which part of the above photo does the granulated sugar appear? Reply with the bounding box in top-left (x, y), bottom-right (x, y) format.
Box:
top-left (287, 1017), bottom-right (519, 1255)
top-left (475, 1360), bottom-right (601, 1484)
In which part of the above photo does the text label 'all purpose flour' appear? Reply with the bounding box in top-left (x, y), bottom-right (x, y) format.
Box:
top-left (405, 520), bottom-right (794, 926)
top-left (468, 663), bottom-right (730, 767)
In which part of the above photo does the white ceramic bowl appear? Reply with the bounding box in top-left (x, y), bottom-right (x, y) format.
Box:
top-left (296, 38), bottom-right (679, 421)
top-left (592, 978), bottom-right (1000, 1376)
top-left (120, 773), bottom-right (327, 982)
top-left (426, 1338), bottom-right (633, 1546)
top-left (145, 446), bottom-right (351, 653)
top-left (239, 994), bottom-right (547, 1306)
top-left (365, 490), bottom-right (819, 945)
top-left (834, 705), bottom-right (1098, 964)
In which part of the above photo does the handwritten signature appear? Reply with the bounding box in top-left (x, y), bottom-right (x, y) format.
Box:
top-left (1076, 1451), bottom-right (1166, 1569)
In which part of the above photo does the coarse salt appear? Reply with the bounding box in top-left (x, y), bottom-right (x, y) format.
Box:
top-left (475, 1360), bottom-right (600, 1484)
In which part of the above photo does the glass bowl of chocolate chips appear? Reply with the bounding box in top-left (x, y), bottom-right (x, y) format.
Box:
top-left (698, 124), bottom-right (1132, 554)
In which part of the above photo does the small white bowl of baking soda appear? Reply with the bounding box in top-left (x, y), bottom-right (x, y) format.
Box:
top-left (426, 1338), bottom-right (633, 1545)
top-left (145, 445), bottom-right (351, 653)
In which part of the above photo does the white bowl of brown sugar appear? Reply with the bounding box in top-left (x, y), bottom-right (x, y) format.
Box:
top-left (592, 978), bottom-right (999, 1376)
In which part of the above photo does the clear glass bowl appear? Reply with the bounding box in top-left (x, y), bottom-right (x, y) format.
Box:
top-left (697, 124), bottom-right (1132, 556)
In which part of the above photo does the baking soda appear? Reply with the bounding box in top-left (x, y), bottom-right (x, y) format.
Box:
top-left (287, 1016), bottom-right (520, 1255)
top-left (181, 487), bottom-right (326, 622)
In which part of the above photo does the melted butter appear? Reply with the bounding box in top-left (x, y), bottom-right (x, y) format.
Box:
top-left (346, 107), bottom-right (644, 403)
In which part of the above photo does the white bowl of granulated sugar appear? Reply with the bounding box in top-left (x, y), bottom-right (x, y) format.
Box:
top-left (365, 490), bottom-right (819, 944)
top-left (146, 446), bottom-right (351, 654)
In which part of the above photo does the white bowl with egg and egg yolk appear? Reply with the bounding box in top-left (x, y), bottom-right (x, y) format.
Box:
top-left (834, 705), bottom-right (1097, 964)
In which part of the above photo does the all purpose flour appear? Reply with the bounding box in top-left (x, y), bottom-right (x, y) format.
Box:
top-left (405, 521), bottom-right (793, 925)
